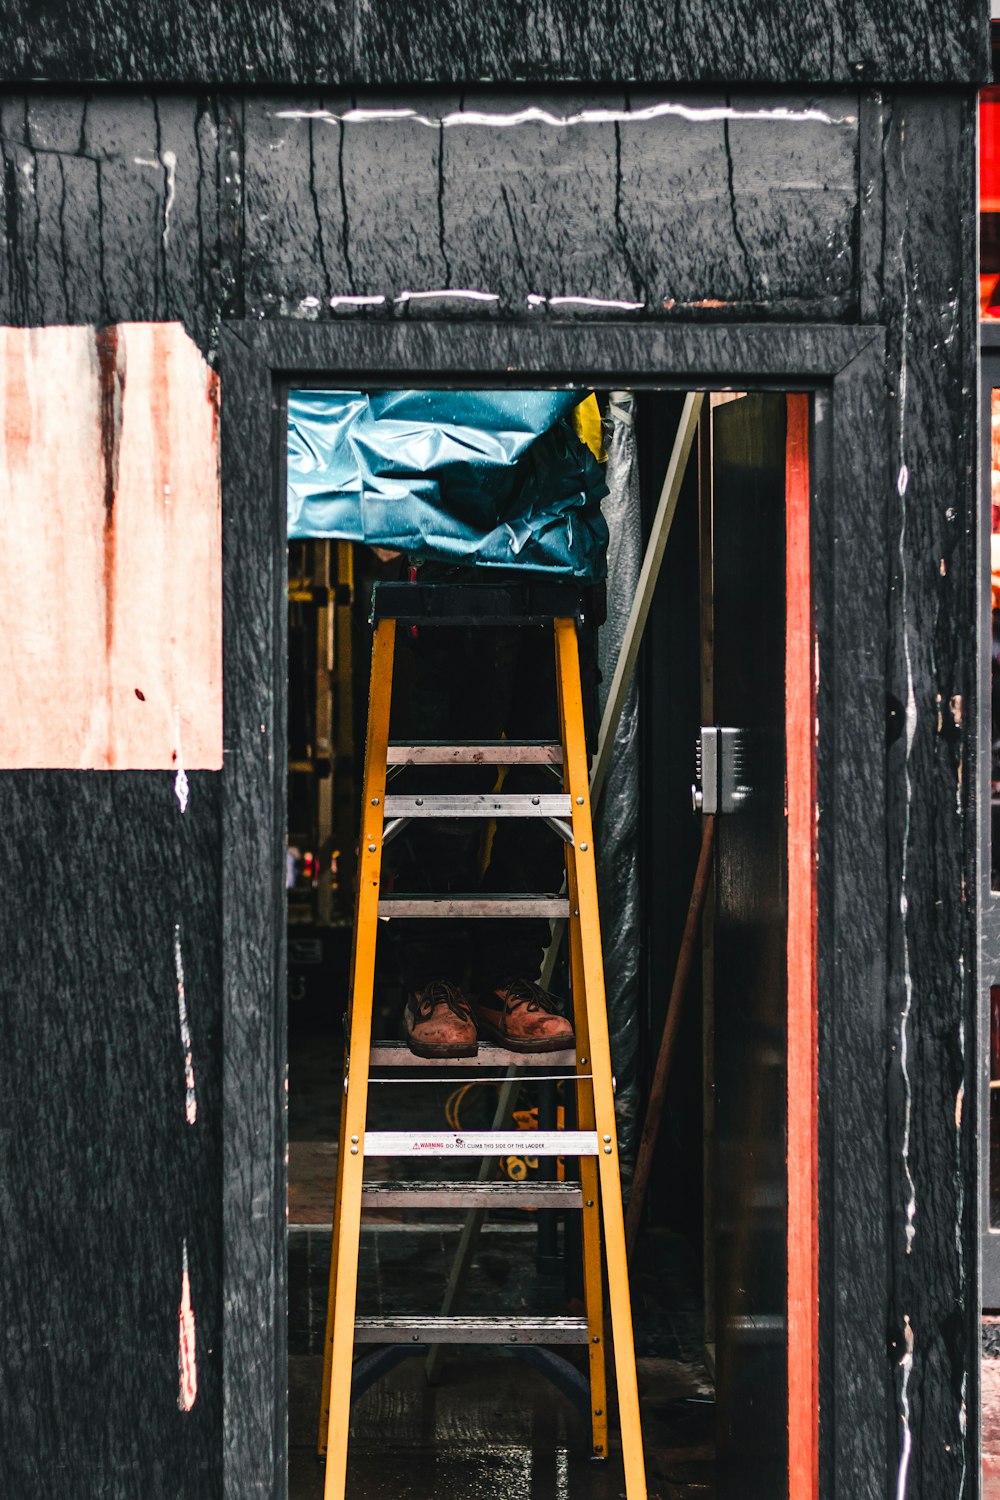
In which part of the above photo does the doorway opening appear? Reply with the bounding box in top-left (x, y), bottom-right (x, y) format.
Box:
top-left (282, 387), bottom-right (815, 1500)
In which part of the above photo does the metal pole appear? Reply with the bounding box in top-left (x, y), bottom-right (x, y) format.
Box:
top-left (624, 813), bottom-right (716, 1260)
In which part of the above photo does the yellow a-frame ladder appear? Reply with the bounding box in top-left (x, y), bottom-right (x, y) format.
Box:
top-left (318, 580), bottom-right (646, 1500)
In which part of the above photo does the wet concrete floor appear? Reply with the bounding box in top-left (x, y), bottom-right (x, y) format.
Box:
top-left (289, 1225), bottom-right (715, 1499)
top-left (290, 1349), bottom-right (714, 1499)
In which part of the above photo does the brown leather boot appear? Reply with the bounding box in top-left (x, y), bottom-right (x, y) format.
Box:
top-left (403, 980), bottom-right (478, 1059)
top-left (471, 978), bottom-right (575, 1053)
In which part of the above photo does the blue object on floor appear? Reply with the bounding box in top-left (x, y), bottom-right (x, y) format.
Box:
top-left (287, 389), bottom-right (609, 579)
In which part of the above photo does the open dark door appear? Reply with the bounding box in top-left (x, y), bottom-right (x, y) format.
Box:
top-left (710, 393), bottom-right (790, 1499)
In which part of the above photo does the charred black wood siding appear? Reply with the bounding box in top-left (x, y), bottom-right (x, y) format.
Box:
top-left (243, 93), bottom-right (859, 320)
top-left (0, 95), bottom-right (243, 354)
top-left (0, 9), bottom-right (984, 1499)
top-left (876, 90), bottom-right (981, 1500)
top-left (0, 91), bottom-right (861, 347)
top-left (0, 1), bottom-right (987, 86)
top-left (0, 772), bottom-right (223, 1495)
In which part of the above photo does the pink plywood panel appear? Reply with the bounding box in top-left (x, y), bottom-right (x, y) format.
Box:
top-left (0, 322), bottom-right (222, 769)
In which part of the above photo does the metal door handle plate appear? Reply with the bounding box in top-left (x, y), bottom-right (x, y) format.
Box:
top-left (692, 726), bottom-right (750, 815)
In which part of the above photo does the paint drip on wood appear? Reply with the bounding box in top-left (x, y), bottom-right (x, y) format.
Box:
top-left (174, 922), bottom-right (197, 1125)
top-left (178, 1238), bottom-right (198, 1412)
top-left (0, 322), bottom-right (222, 769)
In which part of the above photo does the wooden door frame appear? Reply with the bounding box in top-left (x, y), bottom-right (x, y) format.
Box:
top-left (785, 390), bottom-right (818, 1496)
top-left (980, 333), bottom-right (1000, 1310)
top-left (218, 319), bottom-right (887, 1500)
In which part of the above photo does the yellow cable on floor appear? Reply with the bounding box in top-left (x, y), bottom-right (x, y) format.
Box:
top-left (445, 1082), bottom-right (479, 1130)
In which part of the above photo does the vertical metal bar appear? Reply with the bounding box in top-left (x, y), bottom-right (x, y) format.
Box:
top-left (624, 815), bottom-right (715, 1259)
top-left (333, 541), bottom-right (356, 904)
top-left (535, 1081), bottom-right (560, 1272)
top-left (556, 616), bottom-right (647, 1500)
top-left (319, 619), bottom-right (395, 1499)
top-left (314, 541), bottom-right (335, 925)
top-left (334, 542), bottom-right (354, 761)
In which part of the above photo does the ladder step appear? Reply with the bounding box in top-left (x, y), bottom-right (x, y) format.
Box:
top-left (355, 1315), bottom-right (589, 1345)
top-left (383, 793), bottom-right (571, 818)
top-left (361, 1180), bottom-right (584, 1209)
top-left (370, 579), bottom-right (588, 625)
top-left (377, 894), bottom-right (570, 919)
top-left (363, 1130), bottom-right (598, 1158)
top-left (369, 1040), bottom-right (576, 1068)
top-left (386, 740), bottom-right (563, 765)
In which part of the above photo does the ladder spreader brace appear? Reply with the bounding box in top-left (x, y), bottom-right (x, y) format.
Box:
top-left (317, 581), bottom-right (647, 1500)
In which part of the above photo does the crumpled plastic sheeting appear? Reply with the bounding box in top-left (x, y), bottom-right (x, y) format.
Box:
top-left (595, 391), bottom-right (642, 1184)
top-left (287, 389), bottom-right (609, 579)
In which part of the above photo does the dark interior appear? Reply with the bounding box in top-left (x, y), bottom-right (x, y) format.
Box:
top-left (284, 389), bottom-right (791, 1499)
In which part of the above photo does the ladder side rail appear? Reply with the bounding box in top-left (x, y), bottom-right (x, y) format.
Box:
top-left (556, 616), bottom-right (648, 1500)
top-left (317, 1034), bottom-right (353, 1450)
top-left (320, 619), bottom-right (396, 1498)
top-left (548, 603), bottom-right (611, 1458)
top-left (556, 605), bottom-right (609, 1461)
top-left (567, 851), bottom-right (609, 1461)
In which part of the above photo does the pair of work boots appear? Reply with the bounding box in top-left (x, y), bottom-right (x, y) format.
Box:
top-left (403, 977), bottom-right (575, 1059)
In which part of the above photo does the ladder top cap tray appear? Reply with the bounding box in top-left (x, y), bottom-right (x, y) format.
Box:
top-left (369, 580), bottom-right (594, 627)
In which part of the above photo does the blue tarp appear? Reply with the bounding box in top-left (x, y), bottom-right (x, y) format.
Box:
top-left (287, 389), bottom-right (609, 579)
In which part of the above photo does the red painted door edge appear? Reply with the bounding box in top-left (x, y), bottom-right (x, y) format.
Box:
top-left (785, 392), bottom-right (819, 1499)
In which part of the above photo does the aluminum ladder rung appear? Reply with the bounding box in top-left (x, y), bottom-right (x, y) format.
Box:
top-left (361, 1180), bottom-right (584, 1209)
top-left (386, 740), bottom-right (563, 765)
top-left (368, 1040), bottom-right (576, 1068)
top-left (377, 894), bottom-right (570, 919)
top-left (354, 1315), bottom-right (589, 1345)
top-left (382, 793), bottom-right (570, 818)
top-left (363, 1130), bottom-right (598, 1158)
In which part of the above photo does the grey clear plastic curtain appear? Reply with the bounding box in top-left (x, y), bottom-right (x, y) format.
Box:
top-left (595, 392), bottom-right (642, 1183)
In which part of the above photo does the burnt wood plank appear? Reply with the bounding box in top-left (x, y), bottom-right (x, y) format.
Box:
top-left (618, 90), bottom-right (858, 316)
top-left (876, 91), bottom-right (980, 1500)
top-left (0, 93), bottom-right (242, 355)
top-left (235, 317), bottom-right (880, 382)
top-left (219, 327), bottom-right (287, 1499)
top-left (0, 1), bottom-right (352, 86)
top-left (1, 89), bottom-right (859, 333)
top-left (243, 94), bottom-right (858, 320)
top-left (857, 90), bottom-right (888, 325)
top-left (0, 0), bottom-right (987, 85)
top-left (822, 342), bottom-right (892, 1499)
top-left (439, 90), bottom-right (632, 312)
top-left (0, 771), bottom-right (222, 1498)
top-left (243, 95), bottom-right (351, 320)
